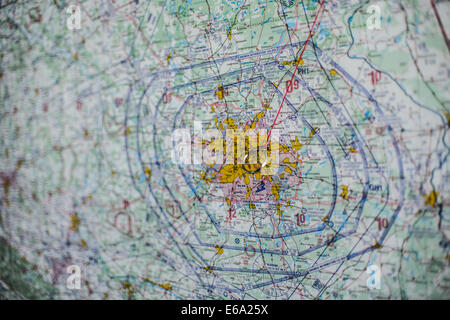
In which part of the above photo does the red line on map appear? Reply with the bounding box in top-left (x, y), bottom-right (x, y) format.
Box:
top-left (267, 0), bottom-right (326, 142)
top-left (430, 0), bottom-right (450, 54)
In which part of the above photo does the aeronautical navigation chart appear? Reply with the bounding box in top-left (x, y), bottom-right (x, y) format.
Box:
top-left (0, 0), bottom-right (449, 300)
